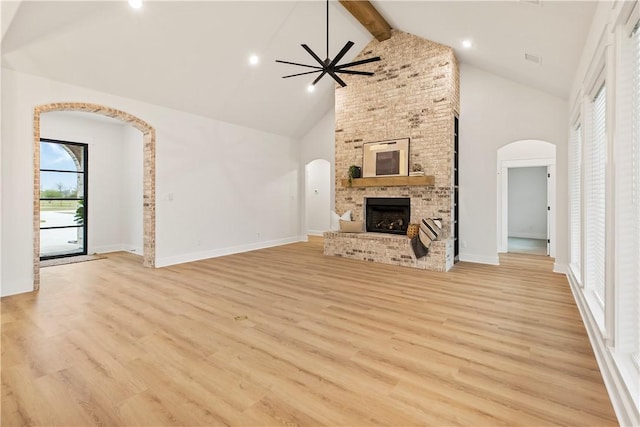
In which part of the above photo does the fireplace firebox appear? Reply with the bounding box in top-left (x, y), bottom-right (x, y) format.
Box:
top-left (365, 197), bottom-right (410, 235)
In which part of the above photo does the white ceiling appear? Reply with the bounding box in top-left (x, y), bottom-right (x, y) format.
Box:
top-left (1, 1), bottom-right (596, 138)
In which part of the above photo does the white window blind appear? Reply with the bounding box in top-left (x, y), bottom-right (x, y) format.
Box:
top-left (585, 84), bottom-right (607, 308)
top-left (611, 23), bottom-right (640, 408)
top-left (634, 23), bottom-right (640, 369)
top-left (569, 124), bottom-right (582, 281)
top-left (615, 23), bottom-right (640, 363)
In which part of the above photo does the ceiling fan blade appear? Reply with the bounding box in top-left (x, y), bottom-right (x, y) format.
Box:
top-left (335, 56), bottom-right (381, 69)
top-left (328, 70), bottom-right (347, 87)
top-left (275, 59), bottom-right (322, 70)
top-left (301, 44), bottom-right (326, 67)
top-left (312, 71), bottom-right (328, 85)
top-left (328, 41), bottom-right (354, 67)
top-left (282, 70), bottom-right (323, 78)
top-left (334, 69), bottom-right (374, 76)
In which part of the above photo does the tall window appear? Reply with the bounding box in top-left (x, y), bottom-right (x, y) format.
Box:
top-left (616, 21), bottom-right (640, 367)
top-left (39, 139), bottom-right (88, 259)
top-left (569, 124), bottom-right (582, 281)
top-left (606, 20), bottom-right (640, 412)
top-left (584, 84), bottom-right (607, 309)
top-left (632, 22), bottom-right (640, 368)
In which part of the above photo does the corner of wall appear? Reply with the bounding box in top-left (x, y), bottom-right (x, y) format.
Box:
top-left (553, 262), bottom-right (567, 274)
top-left (458, 252), bottom-right (500, 265)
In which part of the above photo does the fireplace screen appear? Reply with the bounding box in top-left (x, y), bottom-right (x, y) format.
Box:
top-left (365, 197), bottom-right (410, 235)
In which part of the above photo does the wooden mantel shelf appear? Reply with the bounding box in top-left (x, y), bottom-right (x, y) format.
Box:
top-left (341, 175), bottom-right (435, 188)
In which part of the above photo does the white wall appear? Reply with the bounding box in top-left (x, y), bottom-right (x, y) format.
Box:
top-left (1, 1), bottom-right (22, 42)
top-left (300, 109), bottom-right (335, 202)
top-left (304, 159), bottom-right (331, 235)
top-left (459, 63), bottom-right (568, 266)
top-left (508, 167), bottom-right (547, 239)
top-left (0, 66), bottom-right (3, 292)
top-left (299, 109), bottom-right (335, 236)
top-left (1, 68), bottom-right (302, 296)
top-left (498, 138), bottom-right (557, 161)
top-left (40, 112), bottom-right (143, 254)
top-left (300, 109), bottom-right (335, 167)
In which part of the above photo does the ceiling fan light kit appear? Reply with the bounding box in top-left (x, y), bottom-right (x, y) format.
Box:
top-left (276, 0), bottom-right (381, 88)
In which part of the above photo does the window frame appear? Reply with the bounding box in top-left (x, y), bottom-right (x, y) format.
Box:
top-left (569, 120), bottom-right (583, 283)
top-left (39, 138), bottom-right (89, 260)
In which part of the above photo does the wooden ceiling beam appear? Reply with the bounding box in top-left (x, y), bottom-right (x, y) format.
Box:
top-left (338, 0), bottom-right (392, 42)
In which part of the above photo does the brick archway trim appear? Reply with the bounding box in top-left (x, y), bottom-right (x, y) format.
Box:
top-left (33, 103), bottom-right (156, 290)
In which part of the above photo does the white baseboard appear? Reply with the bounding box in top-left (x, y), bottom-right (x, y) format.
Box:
top-left (553, 262), bottom-right (567, 274)
top-left (458, 252), bottom-right (500, 265)
top-left (91, 244), bottom-right (126, 254)
top-left (508, 232), bottom-right (547, 239)
top-left (155, 236), bottom-right (307, 268)
top-left (566, 270), bottom-right (640, 427)
top-left (306, 230), bottom-right (325, 236)
top-left (91, 244), bottom-right (143, 255)
top-left (124, 246), bottom-right (143, 255)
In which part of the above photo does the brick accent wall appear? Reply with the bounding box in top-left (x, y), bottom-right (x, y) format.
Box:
top-left (328, 30), bottom-right (460, 270)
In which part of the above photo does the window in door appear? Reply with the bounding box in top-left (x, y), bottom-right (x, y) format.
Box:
top-left (39, 139), bottom-right (88, 260)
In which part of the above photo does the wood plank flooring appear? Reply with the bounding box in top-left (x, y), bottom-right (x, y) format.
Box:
top-left (1, 238), bottom-right (618, 426)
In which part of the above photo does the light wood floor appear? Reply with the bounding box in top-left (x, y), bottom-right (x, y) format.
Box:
top-left (2, 238), bottom-right (618, 426)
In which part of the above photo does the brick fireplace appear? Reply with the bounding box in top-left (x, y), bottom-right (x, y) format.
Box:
top-left (323, 30), bottom-right (460, 272)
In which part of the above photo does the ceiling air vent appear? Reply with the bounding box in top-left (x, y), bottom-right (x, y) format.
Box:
top-left (525, 53), bottom-right (542, 65)
top-left (521, 0), bottom-right (542, 5)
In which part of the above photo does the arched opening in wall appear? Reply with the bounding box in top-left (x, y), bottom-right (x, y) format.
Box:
top-left (33, 103), bottom-right (156, 291)
top-left (304, 159), bottom-right (331, 236)
top-left (497, 140), bottom-right (556, 257)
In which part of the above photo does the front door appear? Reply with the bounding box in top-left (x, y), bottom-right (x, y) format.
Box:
top-left (39, 139), bottom-right (88, 259)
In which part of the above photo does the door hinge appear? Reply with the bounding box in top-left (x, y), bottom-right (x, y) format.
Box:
top-left (547, 206), bottom-right (550, 211)
top-left (548, 173), bottom-right (550, 178)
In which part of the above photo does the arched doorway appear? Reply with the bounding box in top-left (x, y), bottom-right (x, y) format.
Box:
top-left (304, 159), bottom-right (331, 235)
top-left (32, 103), bottom-right (156, 290)
top-left (497, 140), bottom-right (556, 257)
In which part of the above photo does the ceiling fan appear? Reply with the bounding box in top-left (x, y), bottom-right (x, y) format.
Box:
top-left (276, 0), bottom-right (381, 88)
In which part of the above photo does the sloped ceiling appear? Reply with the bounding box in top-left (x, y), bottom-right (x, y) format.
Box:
top-left (1, 1), bottom-right (596, 138)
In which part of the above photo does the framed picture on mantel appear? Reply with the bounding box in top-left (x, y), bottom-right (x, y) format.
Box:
top-left (362, 138), bottom-right (410, 178)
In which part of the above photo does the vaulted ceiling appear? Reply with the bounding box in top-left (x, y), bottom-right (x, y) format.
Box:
top-left (1, 1), bottom-right (596, 138)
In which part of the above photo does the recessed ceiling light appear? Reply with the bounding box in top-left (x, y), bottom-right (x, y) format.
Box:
top-left (128, 0), bottom-right (142, 9)
top-left (307, 84), bottom-right (316, 93)
top-left (249, 55), bottom-right (259, 66)
top-left (462, 40), bottom-right (472, 49)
